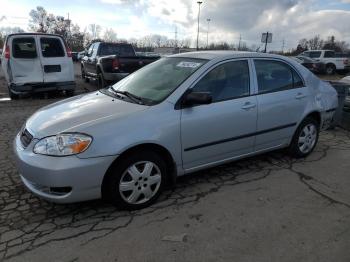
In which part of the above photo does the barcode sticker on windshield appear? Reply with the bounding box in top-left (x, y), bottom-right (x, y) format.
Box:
top-left (176, 62), bottom-right (202, 68)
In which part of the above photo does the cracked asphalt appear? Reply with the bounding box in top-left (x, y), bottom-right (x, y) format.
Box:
top-left (1, 64), bottom-right (350, 262)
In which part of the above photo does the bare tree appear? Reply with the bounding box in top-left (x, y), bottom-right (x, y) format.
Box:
top-left (29, 6), bottom-right (50, 33)
top-left (103, 28), bottom-right (117, 42)
top-left (307, 35), bottom-right (324, 50)
top-left (88, 24), bottom-right (102, 39)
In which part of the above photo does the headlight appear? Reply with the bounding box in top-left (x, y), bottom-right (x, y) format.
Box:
top-left (33, 133), bottom-right (92, 156)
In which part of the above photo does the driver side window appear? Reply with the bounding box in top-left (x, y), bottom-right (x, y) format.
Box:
top-left (192, 60), bottom-right (250, 102)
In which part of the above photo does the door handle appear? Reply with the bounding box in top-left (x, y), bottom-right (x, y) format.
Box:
top-left (241, 102), bottom-right (256, 110)
top-left (295, 93), bottom-right (306, 99)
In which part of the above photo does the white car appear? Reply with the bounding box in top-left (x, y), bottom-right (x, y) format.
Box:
top-left (1, 33), bottom-right (75, 99)
top-left (301, 50), bottom-right (350, 75)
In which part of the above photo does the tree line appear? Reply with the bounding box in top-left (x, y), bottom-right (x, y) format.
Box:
top-left (0, 6), bottom-right (349, 54)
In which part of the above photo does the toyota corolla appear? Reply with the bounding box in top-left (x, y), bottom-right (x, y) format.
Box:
top-left (14, 51), bottom-right (338, 209)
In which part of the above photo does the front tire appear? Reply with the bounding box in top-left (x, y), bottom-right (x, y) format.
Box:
top-left (81, 66), bottom-right (89, 83)
top-left (103, 151), bottom-right (166, 210)
top-left (8, 87), bottom-right (19, 100)
top-left (289, 117), bottom-right (319, 158)
top-left (97, 72), bottom-right (106, 89)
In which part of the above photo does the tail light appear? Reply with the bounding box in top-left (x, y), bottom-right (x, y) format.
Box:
top-left (344, 59), bottom-right (349, 65)
top-left (4, 45), bottom-right (10, 59)
top-left (112, 58), bottom-right (120, 70)
top-left (64, 41), bottom-right (72, 57)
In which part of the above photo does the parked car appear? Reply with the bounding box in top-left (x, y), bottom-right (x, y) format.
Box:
top-left (300, 50), bottom-right (349, 75)
top-left (293, 56), bottom-right (326, 74)
top-left (81, 42), bottom-right (160, 88)
top-left (1, 33), bottom-right (75, 99)
top-left (340, 76), bottom-right (350, 109)
top-left (14, 52), bottom-right (338, 209)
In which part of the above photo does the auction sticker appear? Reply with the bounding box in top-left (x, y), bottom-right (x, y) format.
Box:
top-left (176, 62), bottom-right (202, 68)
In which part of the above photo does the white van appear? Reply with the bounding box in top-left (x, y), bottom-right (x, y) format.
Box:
top-left (1, 33), bottom-right (75, 99)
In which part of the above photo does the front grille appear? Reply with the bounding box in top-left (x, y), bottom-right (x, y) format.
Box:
top-left (20, 129), bottom-right (33, 148)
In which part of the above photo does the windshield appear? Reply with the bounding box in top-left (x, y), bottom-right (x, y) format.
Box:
top-left (110, 57), bottom-right (208, 104)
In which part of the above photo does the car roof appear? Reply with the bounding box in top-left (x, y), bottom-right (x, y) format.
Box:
top-left (6, 33), bottom-right (64, 38)
top-left (169, 51), bottom-right (291, 61)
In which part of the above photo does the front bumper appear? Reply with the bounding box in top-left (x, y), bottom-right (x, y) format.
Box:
top-left (13, 133), bottom-right (116, 203)
top-left (10, 81), bottom-right (76, 94)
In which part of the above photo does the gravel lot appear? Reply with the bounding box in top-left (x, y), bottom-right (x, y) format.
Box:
top-left (0, 63), bottom-right (350, 262)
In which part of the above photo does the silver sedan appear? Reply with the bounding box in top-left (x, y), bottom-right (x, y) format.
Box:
top-left (14, 51), bottom-right (338, 209)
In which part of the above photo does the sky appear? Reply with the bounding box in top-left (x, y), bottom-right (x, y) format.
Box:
top-left (1, 0), bottom-right (350, 50)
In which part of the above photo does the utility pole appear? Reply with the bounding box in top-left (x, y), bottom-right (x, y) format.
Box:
top-left (281, 39), bottom-right (285, 54)
top-left (67, 13), bottom-right (71, 45)
top-left (196, 1), bottom-right (203, 51)
top-left (174, 25), bottom-right (178, 48)
top-left (206, 18), bottom-right (211, 49)
top-left (264, 31), bottom-right (269, 53)
top-left (238, 34), bottom-right (242, 50)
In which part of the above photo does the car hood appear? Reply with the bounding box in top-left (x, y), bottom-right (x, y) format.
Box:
top-left (26, 91), bottom-right (148, 138)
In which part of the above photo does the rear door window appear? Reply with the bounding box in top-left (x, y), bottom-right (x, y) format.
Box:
top-left (254, 60), bottom-right (303, 94)
top-left (12, 37), bottom-right (37, 58)
top-left (40, 37), bottom-right (65, 57)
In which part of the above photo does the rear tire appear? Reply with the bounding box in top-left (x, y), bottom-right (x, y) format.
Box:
top-left (326, 64), bottom-right (336, 75)
top-left (289, 117), bottom-right (319, 158)
top-left (65, 90), bottom-right (75, 97)
top-left (102, 151), bottom-right (166, 210)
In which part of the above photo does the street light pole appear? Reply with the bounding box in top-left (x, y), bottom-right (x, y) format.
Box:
top-left (196, 1), bottom-right (203, 51)
top-left (206, 18), bottom-right (211, 49)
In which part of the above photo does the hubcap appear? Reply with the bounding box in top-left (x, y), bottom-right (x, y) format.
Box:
top-left (298, 124), bottom-right (317, 154)
top-left (119, 161), bottom-right (161, 205)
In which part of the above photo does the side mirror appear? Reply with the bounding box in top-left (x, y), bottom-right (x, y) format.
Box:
top-left (183, 91), bottom-right (212, 107)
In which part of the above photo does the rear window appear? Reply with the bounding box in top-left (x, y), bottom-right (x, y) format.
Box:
top-left (308, 51), bottom-right (321, 58)
top-left (99, 44), bottom-right (135, 56)
top-left (40, 37), bottom-right (65, 57)
top-left (12, 37), bottom-right (37, 59)
top-left (324, 51), bottom-right (335, 58)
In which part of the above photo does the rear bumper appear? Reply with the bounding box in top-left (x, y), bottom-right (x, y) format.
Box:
top-left (9, 81), bottom-right (76, 94)
top-left (103, 72), bottom-right (129, 82)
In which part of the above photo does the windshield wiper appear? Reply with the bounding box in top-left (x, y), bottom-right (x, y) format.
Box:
top-left (110, 87), bottom-right (145, 105)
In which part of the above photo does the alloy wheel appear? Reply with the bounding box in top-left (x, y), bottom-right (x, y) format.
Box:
top-left (118, 161), bottom-right (162, 205)
top-left (298, 123), bottom-right (317, 154)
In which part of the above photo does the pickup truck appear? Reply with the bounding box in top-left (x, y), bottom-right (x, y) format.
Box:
top-left (81, 42), bottom-right (160, 88)
top-left (300, 50), bottom-right (350, 75)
